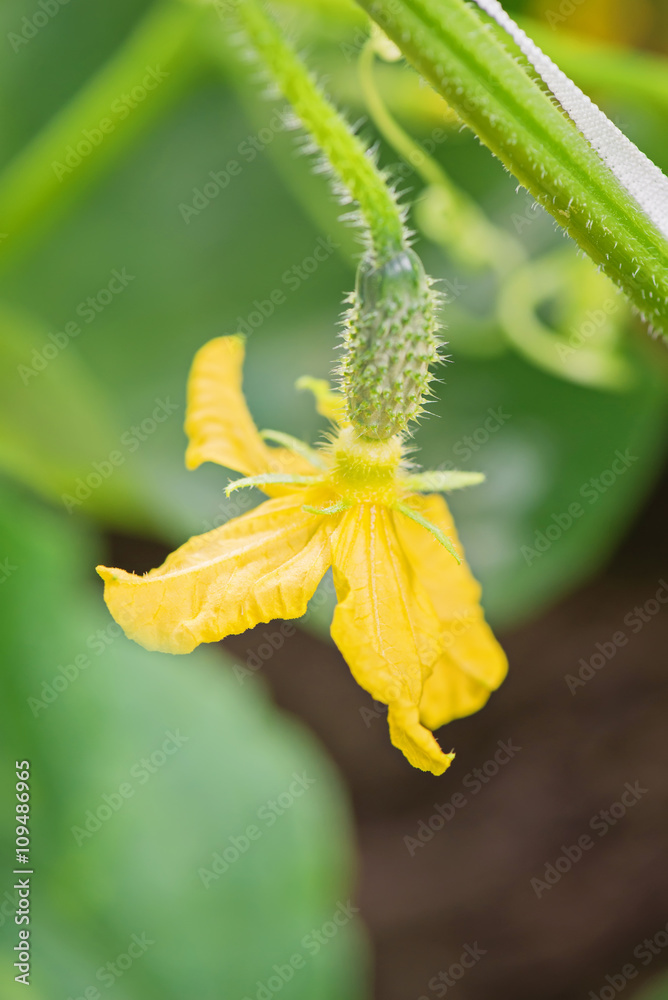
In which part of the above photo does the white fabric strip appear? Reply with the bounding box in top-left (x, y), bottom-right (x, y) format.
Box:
top-left (470, 0), bottom-right (668, 240)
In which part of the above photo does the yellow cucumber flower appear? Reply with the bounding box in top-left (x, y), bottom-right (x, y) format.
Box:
top-left (97, 336), bottom-right (507, 775)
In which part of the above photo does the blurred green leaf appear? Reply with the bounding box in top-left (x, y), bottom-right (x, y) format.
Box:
top-left (637, 973), bottom-right (668, 1000)
top-left (0, 482), bottom-right (367, 998)
top-left (0, 302), bottom-right (156, 532)
top-left (0, 0), bottom-right (205, 267)
top-left (417, 333), bottom-right (668, 626)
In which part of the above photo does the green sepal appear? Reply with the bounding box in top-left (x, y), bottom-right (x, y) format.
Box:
top-left (392, 501), bottom-right (461, 563)
top-left (404, 470), bottom-right (486, 493)
top-left (302, 499), bottom-right (353, 516)
top-left (225, 473), bottom-right (321, 497)
top-left (260, 429), bottom-right (328, 470)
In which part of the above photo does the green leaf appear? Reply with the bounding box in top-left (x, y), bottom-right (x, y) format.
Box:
top-left (636, 973), bottom-right (668, 1000)
top-left (416, 341), bottom-right (668, 627)
top-left (0, 301), bottom-right (155, 531)
top-left (0, 481), bottom-right (367, 998)
top-left (0, 0), bottom-right (204, 268)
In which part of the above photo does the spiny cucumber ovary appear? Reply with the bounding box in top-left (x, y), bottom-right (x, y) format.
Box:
top-left (341, 248), bottom-right (442, 439)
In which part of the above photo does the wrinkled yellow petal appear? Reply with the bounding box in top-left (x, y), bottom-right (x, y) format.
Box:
top-left (296, 375), bottom-right (347, 425)
top-left (393, 494), bottom-right (508, 730)
top-left (185, 337), bottom-right (316, 485)
top-left (97, 491), bottom-right (334, 655)
top-left (330, 504), bottom-right (454, 776)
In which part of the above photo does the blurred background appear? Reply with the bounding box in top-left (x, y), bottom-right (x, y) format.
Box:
top-left (1, 0), bottom-right (667, 996)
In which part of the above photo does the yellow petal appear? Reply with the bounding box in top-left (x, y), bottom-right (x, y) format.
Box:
top-left (296, 375), bottom-right (347, 425)
top-left (330, 504), bottom-right (454, 776)
top-left (185, 337), bottom-right (316, 485)
top-left (97, 491), bottom-right (333, 655)
top-left (392, 494), bottom-right (508, 730)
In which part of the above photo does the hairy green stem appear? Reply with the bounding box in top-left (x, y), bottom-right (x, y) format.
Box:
top-left (283, 0), bottom-right (668, 122)
top-left (235, 0), bottom-right (406, 264)
top-left (358, 38), bottom-right (523, 274)
top-left (354, 0), bottom-right (668, 335)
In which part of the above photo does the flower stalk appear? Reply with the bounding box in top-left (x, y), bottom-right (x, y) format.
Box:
top-left (234, 0), bottom-right (442, 440)
top-left (235, 0), bottom-right (405, 266)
